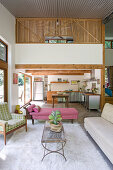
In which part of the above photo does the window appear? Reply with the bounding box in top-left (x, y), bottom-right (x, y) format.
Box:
top-left (105, 67), bottom-right (109, 88)
top-left (105, 40), bottom-right (113, 49)
top-left (45, 36), bottom-right (74, 43)
top-left (112, 42), bottom-right (113, 48)
top-left (25, 75), bottom-right (32, 103)
top-left (0, 40), bottom-right (8, 62)
top-left (18, 73), bottom-right (24, 105)
top-left (0, 70), bottom-right (4, 102)
top-left (0, 40), bottom-right (8, 102)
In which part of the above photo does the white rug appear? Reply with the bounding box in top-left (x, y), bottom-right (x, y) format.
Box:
top-left (0, 122), bottom-right (111, 170)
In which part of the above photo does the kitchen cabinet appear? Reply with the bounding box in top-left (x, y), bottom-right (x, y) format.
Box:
top-left (70, 92), bottom-right (75, 102)
top-left (70, 92), bottom-right (81, 102)
top-left (58, 92), bottom-right (83, 103)
top-left (76, 92), bottom-right (81, 102)
top-left (79, 92), bottom-right (84, 103)
top-left (85, 94), bottom-right (100, 110)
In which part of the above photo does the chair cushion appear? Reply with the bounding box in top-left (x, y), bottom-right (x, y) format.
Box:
top-left (0, 118), bottom-right (25, 133)
top-left (0, 103), bottom-right (12, 121)
top-left (7, 119), bottom-right (25, 131)
top-left (101, 103), bottom-right (113, 124)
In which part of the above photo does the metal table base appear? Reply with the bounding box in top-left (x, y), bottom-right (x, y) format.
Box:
top-left (41, 141), bottom-right (67, 161)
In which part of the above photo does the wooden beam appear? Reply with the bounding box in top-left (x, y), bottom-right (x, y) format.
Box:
top-left (15, 64), bottom-right (103, 70)
top-left (32, 73), bottom-right (84, 75)
top-left (25, 70), bottom-right (91, 75)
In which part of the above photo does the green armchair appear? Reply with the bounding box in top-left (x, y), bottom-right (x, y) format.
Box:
top-left (0, 102), bottom-right (27, 145)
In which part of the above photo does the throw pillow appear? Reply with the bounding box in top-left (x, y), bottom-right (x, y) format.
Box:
top-left (33, 107), bottom-right (39, 113)
top-left (33, 106), bottom-right (41, 113)
top-left (27, 104), bottom-right (36, 113)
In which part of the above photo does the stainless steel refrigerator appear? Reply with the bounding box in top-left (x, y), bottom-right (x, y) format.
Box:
top-left (33, 81), bottom-right (44, 101)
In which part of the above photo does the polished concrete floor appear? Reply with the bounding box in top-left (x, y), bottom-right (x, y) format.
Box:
top-left (0, 102), bottom-right (100, 151)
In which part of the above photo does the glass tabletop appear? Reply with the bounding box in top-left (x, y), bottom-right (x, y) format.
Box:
top-left (41, 121), bottom-right (66, 143)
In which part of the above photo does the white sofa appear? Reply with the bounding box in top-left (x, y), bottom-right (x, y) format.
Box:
top-left (84, 103), bottom-right (113, 164)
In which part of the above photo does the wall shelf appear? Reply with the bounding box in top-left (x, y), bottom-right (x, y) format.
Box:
top-left (50, 82), bottom-right (69, 83)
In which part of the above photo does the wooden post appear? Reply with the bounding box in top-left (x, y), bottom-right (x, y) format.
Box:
top-left (52, 97), bottom-right (54, 108)
top-left (3, 124), bottom-right (6, 145)
top-left (71, 119), bottom-right (73, 124)
top-left (25, 116), bottom-right (27, 132)
top-left (32, 118), bottom-right (34, 125)
top-left (100, 24), bottom-right (105, 111)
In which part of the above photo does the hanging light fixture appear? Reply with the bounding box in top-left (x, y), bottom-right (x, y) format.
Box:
top-left (56, 0), bottom-right (59, 25)
top-left (56, 18), bottom-right (59, 25)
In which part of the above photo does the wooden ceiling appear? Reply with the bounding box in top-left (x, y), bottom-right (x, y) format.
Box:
top-left (0, 0), bottom-right (113, 19)
top-left (25, 69), bottom-right (91, 75)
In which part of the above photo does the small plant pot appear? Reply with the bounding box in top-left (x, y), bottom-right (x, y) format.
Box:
top-left (50, 122), bottom-right (62, 132)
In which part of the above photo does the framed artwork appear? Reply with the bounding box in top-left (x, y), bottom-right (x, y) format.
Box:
top-left (71, 80), bottom-right (77, 85)
top-left (13, 73), bottom-right (18, 84)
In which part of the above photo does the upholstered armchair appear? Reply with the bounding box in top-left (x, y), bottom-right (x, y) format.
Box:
top-left (0, 103), bottom-right (27, 145)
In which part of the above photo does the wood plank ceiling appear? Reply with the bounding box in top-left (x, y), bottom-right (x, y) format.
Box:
top-left (0, 0), bottom-right (113, 19)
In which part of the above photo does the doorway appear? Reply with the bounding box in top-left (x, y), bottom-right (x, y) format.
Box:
top-left (18, 73), bottom-right (32, 105)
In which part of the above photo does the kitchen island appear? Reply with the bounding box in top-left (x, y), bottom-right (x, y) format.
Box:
top-left (47, 91), bottom-right (82, 104)
top-left (47, 91), bottom-right (100, 110)
top-left (52, 93), bottom-right (69, 108)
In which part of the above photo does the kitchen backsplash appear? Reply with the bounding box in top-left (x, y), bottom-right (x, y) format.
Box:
top-left (48, 75), bottom-right (84, 91)
top-left (51, 83), bottom-right (78, 91)
top-left (48, 70), bottom-right (101, 93)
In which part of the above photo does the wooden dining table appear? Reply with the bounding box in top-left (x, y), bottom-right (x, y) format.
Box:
top-left (52, 94), bottom-right (69, 108)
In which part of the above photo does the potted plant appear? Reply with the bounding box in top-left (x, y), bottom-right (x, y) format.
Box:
top-left (87, 89), bottom-right (90, 92)
top-left (49, 110), bottom-right (62, 132)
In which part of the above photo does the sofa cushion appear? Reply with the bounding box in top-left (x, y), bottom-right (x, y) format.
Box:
top-left (84, 117), bottom-right (113, 163)
top-left (27, 104), bottom-right (35, 113)
top-left (0, 103), bottom-right (12, 121)
top-left (101, 103), bottom-right (113, 124)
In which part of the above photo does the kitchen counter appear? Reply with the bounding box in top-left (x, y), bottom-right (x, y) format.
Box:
top-left (47, 91), bottom-right (101, 104)
top-left (83, 93), bottom-right (100, 96)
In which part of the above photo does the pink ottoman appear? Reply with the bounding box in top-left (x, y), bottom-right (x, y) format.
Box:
top-left (30, 108), bottom-right (78, 124)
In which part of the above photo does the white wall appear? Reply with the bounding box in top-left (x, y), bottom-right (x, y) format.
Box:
top-left (15, 44), bottom-right (103, 64)
top-left (0, 3), bottom-right (17, 111)
top-left (85, 69), bottom-right (101, 94)
top-left (48, 75), bottom-right (84, 91)
top-left (105, 49), bottom-right (113, 66)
